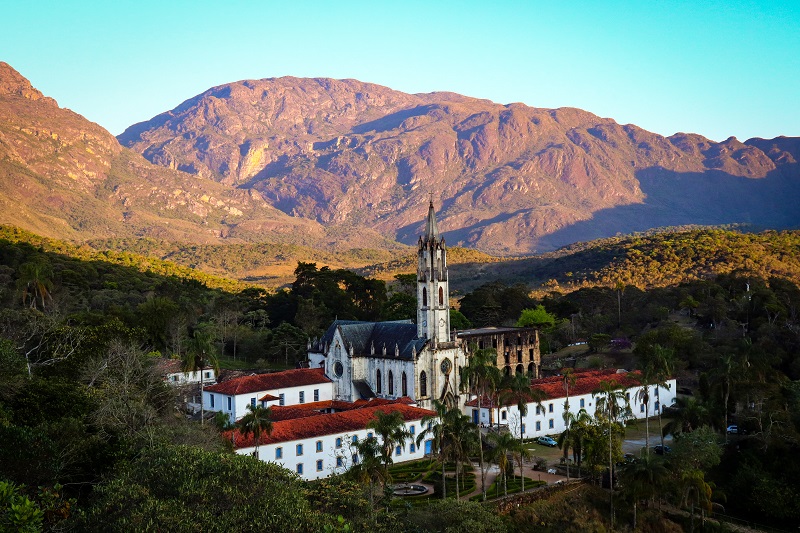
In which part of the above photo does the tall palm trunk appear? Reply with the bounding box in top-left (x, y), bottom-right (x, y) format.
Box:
top-left (644, 392), bottom-right (651, 454)
top-left (442, 458), bottom-right (447, 499)
top-left (608, 422), bottom-right (614, 529)
top-left (477, 396), bottom-right (486, 501)
top-left (200, 379), bottom-right (205, 425)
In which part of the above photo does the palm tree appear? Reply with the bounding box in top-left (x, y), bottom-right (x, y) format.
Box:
top-left (593, 379), bottom-right (632, 529)
top-left (648, 344), bottom-right (675, 448)
top-left (350, 436), bottom-right (385, 512)
top-left (560, 369), bottom-right (577, 479)
top-left (487, 431), bottom-right (519, 498)
top-left (460, 347), bottom-right (501, 501)
top-left (662, 396), bottom-right (710, 438)
top-left (17, 258), bottom-right (53, 310)
top-left (499, 372), bottom-right (537, 442)
top-left (417, 400), bottom-right (452, 499)
top-left (559, 408), bottom-right (592, 478)
top-left (620, 453), bottom-right (668, 529)
top-left (237, 404), bottom-right (273, 459)
top-left (183, 324), bottom-right (219, 425)
top-left (448, 408), bottom-right (479, 498)
top-left (366, 409), bottom-right (412, 491)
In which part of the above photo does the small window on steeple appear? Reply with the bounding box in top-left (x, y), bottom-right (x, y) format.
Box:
top-left (438, 287), bottom-right (444, 306)
top-left (422, 287), bottom-right (427, 307)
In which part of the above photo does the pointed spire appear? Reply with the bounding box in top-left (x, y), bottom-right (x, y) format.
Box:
top-left (425, 198), bottom-right (439, 241)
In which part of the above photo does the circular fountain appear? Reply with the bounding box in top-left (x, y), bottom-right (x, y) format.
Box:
top-left (391, 483), bottom-right (428, 496)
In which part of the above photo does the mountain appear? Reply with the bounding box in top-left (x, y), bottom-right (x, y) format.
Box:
top-left (0, 63), bottom-right (393, 251)
top-left (120, 76), bottom-right (800, 254)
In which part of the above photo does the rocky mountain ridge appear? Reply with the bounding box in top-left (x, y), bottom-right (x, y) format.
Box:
top-left (0, 63), bottom-right (402, 252)
top-left (120, 76), bottom-right (800, 254)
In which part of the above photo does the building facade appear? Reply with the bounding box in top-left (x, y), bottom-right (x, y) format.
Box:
top-left (459, 326), bottom-right (541, 378)
top-left (307, 201), bottom-right (467, 411)
top-left (203, 368), bottom-right (333, 423)
top-left (232, 402), bottom-right (433, 481)
top-left (465, 368), bottom-right (677, 439)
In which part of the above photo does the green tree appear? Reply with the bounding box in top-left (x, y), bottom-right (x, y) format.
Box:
top-left (487, 431), bottom-right (518, 498)
top-left (460, 348), bottom-right (501, 501)
top-left (183, 324), bottom-right (219, 425)
top-left (516, 305), bottom-right (556, 329)
top-left (81, 444), bottom-right (323, 532)
top-left (619, 453), bottom-right (668, 529)
top-left (593, 379), bottom-right (632, 528)
top-left (350, 435), bottom-right (387, 512)
top-left (237, 404), bottom-right (273, 460)
top-left (0, 480), bottom-right (44, 533)
top-left (16, 257), bottom-right (54, 311)
top-left (366, 410), bottom-right (412, 492)
top-left (417, 400), bottom-right (452, 499)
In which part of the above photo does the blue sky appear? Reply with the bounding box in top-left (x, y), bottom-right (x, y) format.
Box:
top-left (3, 0), bottom-right (798, 141)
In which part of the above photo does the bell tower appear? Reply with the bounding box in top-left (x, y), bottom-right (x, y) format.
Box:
top-left (417, 200), bottom-right (450, 343)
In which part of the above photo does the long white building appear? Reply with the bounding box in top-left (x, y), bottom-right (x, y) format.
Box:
top-left (230, 399), bottom-right (434, 481)
top-left (465, 368), bottom-right (677, 439)
top-left (203, 368), bottom-right (333, 423)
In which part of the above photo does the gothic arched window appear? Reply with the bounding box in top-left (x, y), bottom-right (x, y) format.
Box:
top-left (376, 369), bottom-right (382, 394)
top-left (402, 372), bottom-right (408, 397)
top-left (388, 371), bottom-right (394, 395)
top-left (422, 287), bottom-right (427, 307)
top-left (420, 371), bottom-right (427, 397)
top-left (439, 286), bottom-right (444, 306)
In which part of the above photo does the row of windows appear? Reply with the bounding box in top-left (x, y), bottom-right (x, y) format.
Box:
top-left (475, 336), bottom-right (536, 350)
top-left (420, 286), bottom-right (445, 307)
top-left (375, 370), bottom-right (408, 396)
top-left (276, 426), bottom-right (418, 460)
top-left (290, 442), bottom-right (420, 475)
top-left (210, 388), bottom-right (322, 411)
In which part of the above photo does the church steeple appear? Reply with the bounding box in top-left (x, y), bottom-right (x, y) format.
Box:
top-left (417, 200), bottom-right (450, 343)
top-left (424, 200), bottom-right (439, 242)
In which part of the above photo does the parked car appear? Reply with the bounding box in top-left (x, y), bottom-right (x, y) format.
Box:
top-left (535, 436), bottom-right (558, 447)
top-left (654, 445), bottom-right (672, 455)
top-left (726, 425), bottom-right (740, 434)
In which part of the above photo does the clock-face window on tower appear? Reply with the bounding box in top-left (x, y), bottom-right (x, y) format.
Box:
top-left (420, 371), bottom-right (427, 397)
top-left (439, 286), bottom-right (444, 306)
top-left (422, 287), bottom-right (427, 307)
top-left (376, 369), bottom-right (382, 394)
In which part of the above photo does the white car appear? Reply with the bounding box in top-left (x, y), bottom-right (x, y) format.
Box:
top-left (547, 468), bottom-right (557, 474)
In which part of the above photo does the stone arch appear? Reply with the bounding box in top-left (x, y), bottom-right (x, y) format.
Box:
top-left (438, 286), bottom-right (444, 306)
top-left (516, 364), bottom-right (524, 375)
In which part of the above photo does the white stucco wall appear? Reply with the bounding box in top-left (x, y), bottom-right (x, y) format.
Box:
top-left (235, 418), bottom-right (430, 481)
top-left (203, 381), bottom-right (334, 422)
top-left (165, 369), bottom-right (216, 386)
top-left (465, 379), bottom-right (678, 439)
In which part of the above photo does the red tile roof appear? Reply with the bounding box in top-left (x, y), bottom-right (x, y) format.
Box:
top-left (228, 403), bottom-right (434, 448)
top-left (465, 369), bottom-right (645, 407)
top-left (266, 397), bottom-right (416, 421)
top-left (259, 393), bottom-right (280, 402)
top-left (205, 368), bottom-right (330, 395)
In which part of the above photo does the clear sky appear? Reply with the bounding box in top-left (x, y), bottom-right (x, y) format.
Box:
top-left (3, 0), bottom-right (798, 141)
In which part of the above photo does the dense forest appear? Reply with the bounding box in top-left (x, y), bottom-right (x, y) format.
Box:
top-left (1, 225), bottom-right (799, 531)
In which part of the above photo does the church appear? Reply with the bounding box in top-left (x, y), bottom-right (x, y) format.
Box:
top-left (307, 201), bottom-right (540, 411)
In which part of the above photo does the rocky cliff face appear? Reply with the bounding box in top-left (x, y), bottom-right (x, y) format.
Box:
top-left (0, 63), bottom-right (337, 246)
top-left (120, 76), bottom-right (800, 254)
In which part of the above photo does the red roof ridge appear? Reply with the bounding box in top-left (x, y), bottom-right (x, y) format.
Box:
top-left (228, 404), bottom-right (435, 448)
top-left (205, 367), bottom-right (330, 396)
